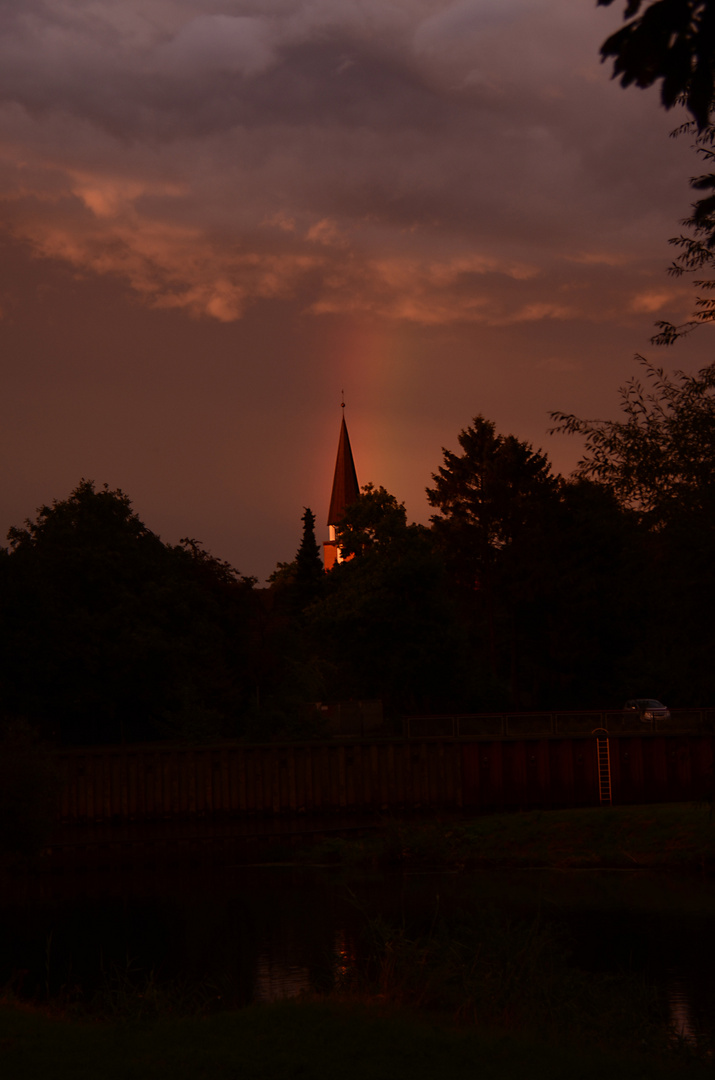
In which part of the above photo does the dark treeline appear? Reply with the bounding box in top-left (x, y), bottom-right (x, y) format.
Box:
top-left (1, 358), bottom-right (714, 746)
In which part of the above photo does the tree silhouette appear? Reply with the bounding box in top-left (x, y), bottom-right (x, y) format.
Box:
top-left (648, 122), bottom-right (715, 343)
top-left (294, 508), bottom-right (324, 606)
top-left (550, 356), bottom-right (715, 522)
top-left (427, 416), bottom-right (559, 589)
top-left (599, 1), bottom-right (715, 131)
top-left (335, 483), bottom-right (409, 559)
top-left (552, 360), bottom-right (715, 703)
top-left (309, 486), bottom-right (471, 715)
top-left (0, 480), bottom-right (256, 744)
top-left (427, 417), bottom-right (568, 707)
top-left (599, 3), bottom-right (715, 341)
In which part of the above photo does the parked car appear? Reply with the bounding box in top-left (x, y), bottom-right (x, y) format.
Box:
top-left (623, 698), bottom-right (670, 721)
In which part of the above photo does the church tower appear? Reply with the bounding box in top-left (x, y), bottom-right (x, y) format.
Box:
top-left (324, 405), bottom-right (359, 571)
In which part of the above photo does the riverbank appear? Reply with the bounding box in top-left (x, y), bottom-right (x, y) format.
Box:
top-left (0, 997), bottom-right (710, 1080)
top-left (297, 804), bottom-right (715, 871)
top-left (3, 802), bottom-right (712, 875)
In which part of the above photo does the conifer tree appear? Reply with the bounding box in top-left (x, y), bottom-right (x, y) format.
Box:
top-left (293, 507), bottom-right (324, 611)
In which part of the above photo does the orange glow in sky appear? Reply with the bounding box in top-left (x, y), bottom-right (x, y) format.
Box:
top-left (1, 1), bottom-right (714, 580)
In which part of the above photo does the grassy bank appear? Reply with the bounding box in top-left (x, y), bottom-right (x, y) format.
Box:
top-left (299, 804), bottom-right (714, 871)
top-left (1, 998), bottom-right (710, 1080)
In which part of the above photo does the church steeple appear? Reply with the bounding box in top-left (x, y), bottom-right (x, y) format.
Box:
top-left (327, 413), bottom-right (359, 525)
top-left (324, 405), bottom-right (359, 570)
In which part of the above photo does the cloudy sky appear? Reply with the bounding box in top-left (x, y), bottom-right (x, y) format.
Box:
top-left (1, 0), bottom-right (713, 581)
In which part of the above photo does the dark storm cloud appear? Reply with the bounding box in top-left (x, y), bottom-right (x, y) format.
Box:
top-left (0, 2), bottom-right (444, 134)
top-left (0, 1), bottom-right (699, 323)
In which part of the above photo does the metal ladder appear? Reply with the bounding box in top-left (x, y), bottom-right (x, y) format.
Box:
top-left (593, 728), bottom-right (612, 805)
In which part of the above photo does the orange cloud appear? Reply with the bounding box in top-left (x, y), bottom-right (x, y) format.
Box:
top-left (13, 209), bottom-right (323, 321)
top-left (628, 290), bottom-right (677, 314)
top-left (67, 170), bottom-right (188, 219)
top-left (310, 254), bottom-right (559, 325)
top-left (306, 218), bottom-right (349, 247)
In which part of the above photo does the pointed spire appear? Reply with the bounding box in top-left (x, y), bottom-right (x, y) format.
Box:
top-left (327, 413), bottom-right (359, 526)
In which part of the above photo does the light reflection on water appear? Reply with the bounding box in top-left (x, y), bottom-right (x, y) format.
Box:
top-left (255, 955), bottom-right (311, 1002)
top-left (254, 929), bottom-right (356, 1002)
top-left (332, 929), bottom-right (355, 990)
top-left (669, 977), bottom-right (698, 1043)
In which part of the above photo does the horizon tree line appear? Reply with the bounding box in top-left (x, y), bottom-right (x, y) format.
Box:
top-left (1, 356), bottom-right (714, 745)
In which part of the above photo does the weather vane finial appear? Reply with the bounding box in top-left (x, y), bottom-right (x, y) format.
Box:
top-left (341, 389), bottom-right (345, 409)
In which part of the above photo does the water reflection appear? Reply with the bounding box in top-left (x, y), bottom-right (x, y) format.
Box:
top-left (669, 976), bottom-right (698, 1044)
top-left (0, 863), bottom-right (712, 1044)
top-left (255, 955), bottom-right (311, 1002)
top-left (332, 929), bottom-right (356, 991)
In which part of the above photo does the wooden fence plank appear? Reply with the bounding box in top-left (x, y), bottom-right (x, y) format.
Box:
top-left (237, 750), bottom-right (247, 812)
top-left (303, 747), bottom-right (313, 812)
top-left (337, 746), bottom-right (347, 809)
top-left (288, 749), bottom-right (297, 812)
top-left (52, 733), bottom-right (714, 824)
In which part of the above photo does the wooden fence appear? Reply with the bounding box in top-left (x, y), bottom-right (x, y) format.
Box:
top-left (56, 740), bottom-right (463, 823)
top-left (54, 733), bottom-right (714, 824)
top-left (460, 735), bottom-right (714, 809)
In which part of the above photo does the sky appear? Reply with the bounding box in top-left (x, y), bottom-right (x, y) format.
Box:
top-left (1, 0), bottom-right (714, 582)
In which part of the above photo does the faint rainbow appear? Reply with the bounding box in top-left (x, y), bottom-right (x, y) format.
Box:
top-left (330, 321), bottom-right (414, 487)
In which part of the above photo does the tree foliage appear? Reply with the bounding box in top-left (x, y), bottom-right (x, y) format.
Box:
top-left (251, 508), bottom-right (330, 739)
top-left (427, 416), bottom-right (560, 588)
top-left (636, 119), bottom-right (715, 344)
top-left (0, 480), bottom-right (256, 744)
top-left (550, 356), bottom-right (715, 521)
top-left (425, 418), bottom-right (564, 706)
top-left (599, 0), bottom-right (715, 131)
top-left (598, 3), bottom-right (715, 342)
top-left (552, 358), bottom-right (715, 704)
top-left (335, 483), bottom-right (409, 559)
top-left (423, 418), bottom-right (661, 708)
top-left (293, 508), bottom-right (324, 610)
top-left (309, 486), bottom-right (471, 714)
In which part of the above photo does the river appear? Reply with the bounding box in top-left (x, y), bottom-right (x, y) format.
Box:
top-left (1, 858), bottom-right (713, 1046)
